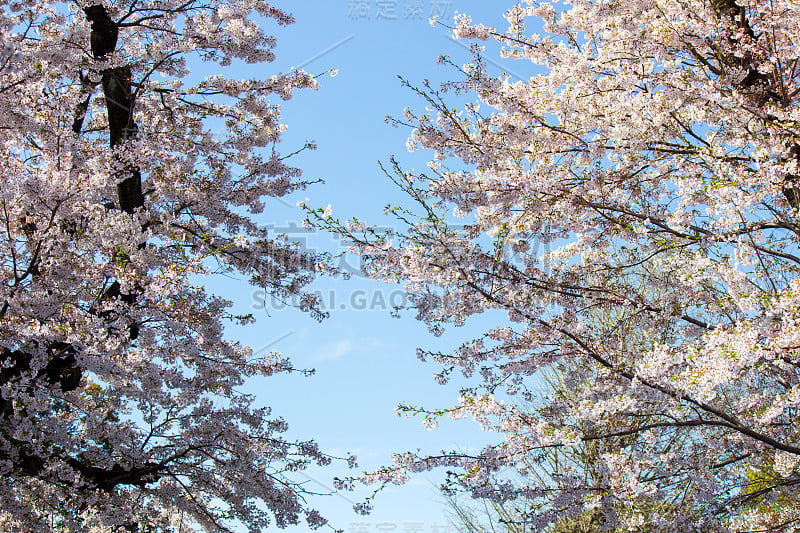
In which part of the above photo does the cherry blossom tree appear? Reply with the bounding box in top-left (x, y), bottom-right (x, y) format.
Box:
top-left (0, 1), bottom-right (340, 531)
top-left (313, 0), bottom-right (800, 530)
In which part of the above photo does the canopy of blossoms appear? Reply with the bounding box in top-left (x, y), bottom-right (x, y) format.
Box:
top-left (0, 1), bottom-right (338, 531)
top-left (315, 1), bottom-right (800, 530)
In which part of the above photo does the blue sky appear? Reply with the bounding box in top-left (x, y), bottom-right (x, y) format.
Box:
top-left (214, 2), bottom-right (527, 531)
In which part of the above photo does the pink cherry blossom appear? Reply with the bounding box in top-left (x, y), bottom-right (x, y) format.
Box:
top-left (0, 1), bottom-right (340, 531)
top-left (313, 1), bottom-right (800, 530)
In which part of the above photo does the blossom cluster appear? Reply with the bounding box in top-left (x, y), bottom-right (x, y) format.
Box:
top-left (319, 0), bottom-right (800, 530)
top-left (0, 1), bottom-right (339, 531)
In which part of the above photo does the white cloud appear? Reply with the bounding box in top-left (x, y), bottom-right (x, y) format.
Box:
top-left (317, 339), bottom-right (354, 361)
top-left (311, 336), bottom-right (390, 361)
